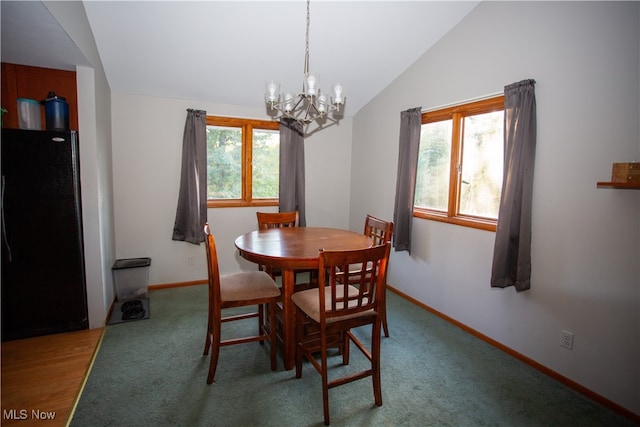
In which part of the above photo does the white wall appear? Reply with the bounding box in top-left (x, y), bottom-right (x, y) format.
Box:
top-left (45, 1), bottom-right (116, 329)
top-left (110, 93), bottom-right (353, 283)
top-left (352, 1), bottom-right (639, 415)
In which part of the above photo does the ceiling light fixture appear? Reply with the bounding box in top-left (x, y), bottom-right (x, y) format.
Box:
top-left (265, 0), bottom-right (344, 130)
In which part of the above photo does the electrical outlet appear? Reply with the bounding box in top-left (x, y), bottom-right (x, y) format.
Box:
top-left (560, 330), bottom-right (573, 350)
top-left (187, 256), bottom-right (195, 266)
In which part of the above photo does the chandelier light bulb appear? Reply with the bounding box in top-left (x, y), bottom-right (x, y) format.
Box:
top-left (284, 92), bottom-right (294, 113)
top-left (317, 94), bottom-right (327, 113)
top-left (305, 74), bottom-right (317, 97)
top-left (333, 84), bottom-right (344, 105)
top-left (265, 80), bottom-right (280, 104)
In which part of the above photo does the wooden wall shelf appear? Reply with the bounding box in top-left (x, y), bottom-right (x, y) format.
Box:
top-left (596, 182), bottom-right (640, 189)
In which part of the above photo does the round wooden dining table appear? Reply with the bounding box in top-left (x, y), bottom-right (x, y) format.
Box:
top-left (235, 227), bottom-right (372, 370)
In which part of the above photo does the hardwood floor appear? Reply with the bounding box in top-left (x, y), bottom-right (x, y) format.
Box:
top-left (1, 328), bottom-right (104, 427)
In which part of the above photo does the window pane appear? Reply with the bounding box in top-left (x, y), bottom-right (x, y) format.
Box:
top-left (415, 120), bottom-right (452, 211)
top-left (459, 111), bottom-right (503, 218)
top-left (207, 125), bottom-right (242, 199)
top-left (252, 129), bottom-right (279, 199)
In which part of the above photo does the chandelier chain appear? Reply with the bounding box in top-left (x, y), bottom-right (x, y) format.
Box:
top-left (304, 0), bottom-right (310, 76)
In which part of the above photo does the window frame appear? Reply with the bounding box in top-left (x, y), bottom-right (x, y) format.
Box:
top-left (206, 115), bottom-right (280, 208)
top-left (413, 95), bottom-right (505, 232)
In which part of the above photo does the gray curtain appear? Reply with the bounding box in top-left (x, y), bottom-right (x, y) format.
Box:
top-left (172, 109), bottom-right (207, 244)
top-left (392, 107), bottom-right (422, 253)
top-left (279, 119), bottom-right (306, 226)
top-left (491, 79), bottom-right (537, 291)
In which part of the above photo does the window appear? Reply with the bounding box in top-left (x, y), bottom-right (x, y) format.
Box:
top-left (206, 116), bottom-right (279, 208)
top-left (414, 96), bottom-right (504, 231)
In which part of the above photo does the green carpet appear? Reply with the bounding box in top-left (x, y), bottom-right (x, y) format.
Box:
top-left (71, 285), bottom-right (635, 426)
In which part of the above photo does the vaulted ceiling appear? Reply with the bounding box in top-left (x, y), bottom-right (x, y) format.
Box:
top-left (1, 1), bottom-right (480, 117)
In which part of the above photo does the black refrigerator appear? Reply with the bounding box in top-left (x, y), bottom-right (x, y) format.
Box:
top-left (1, 128), bottom-right (88, 341)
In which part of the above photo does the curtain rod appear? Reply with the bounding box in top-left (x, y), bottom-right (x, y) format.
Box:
top-left (421, 90), bottom-right (504, 113)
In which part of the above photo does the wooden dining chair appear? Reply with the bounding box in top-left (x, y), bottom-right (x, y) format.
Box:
top-left (363, 215), bottom-right (393, 337)
top-left (202, 223), bottom-right (280, 384)
top-left (256, 211), bottom-right (318, 286)
top-left (256, 211), bottom-right (317, 346)
top-left (256, 210), bottom-right (299, 230)
top-left (256, 211), bottom-right (300, 279)
top-left (338, 215), bottom-right (394, 337)
top-left (292, 243), bottom-right (391, 426)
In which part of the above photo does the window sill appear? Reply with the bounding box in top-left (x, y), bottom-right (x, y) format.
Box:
top-left (413, 210), bottom-right (497, 232)
top-left (207, 199), bottom-right (278, 208)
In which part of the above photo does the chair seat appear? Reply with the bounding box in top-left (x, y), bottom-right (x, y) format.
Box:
top-left (291, 285), bottom-right (373, 324)
top-left (221, 271), bottom-right (281, 302)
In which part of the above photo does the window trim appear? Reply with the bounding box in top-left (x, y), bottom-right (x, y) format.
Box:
top-left (206, 116), bottom-right (279, 208)
top-left (413, 95), bottom-right (505, 232)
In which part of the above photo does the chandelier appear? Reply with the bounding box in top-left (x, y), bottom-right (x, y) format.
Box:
top-left (265, 0), bottom-right (345, 129)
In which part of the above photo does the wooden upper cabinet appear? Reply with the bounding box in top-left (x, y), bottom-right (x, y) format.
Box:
top-left (1, 63), bottom-right (78, 131)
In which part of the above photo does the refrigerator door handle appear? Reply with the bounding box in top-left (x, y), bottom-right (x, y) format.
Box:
top-left (1, 175), bottom-right (12, 262)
